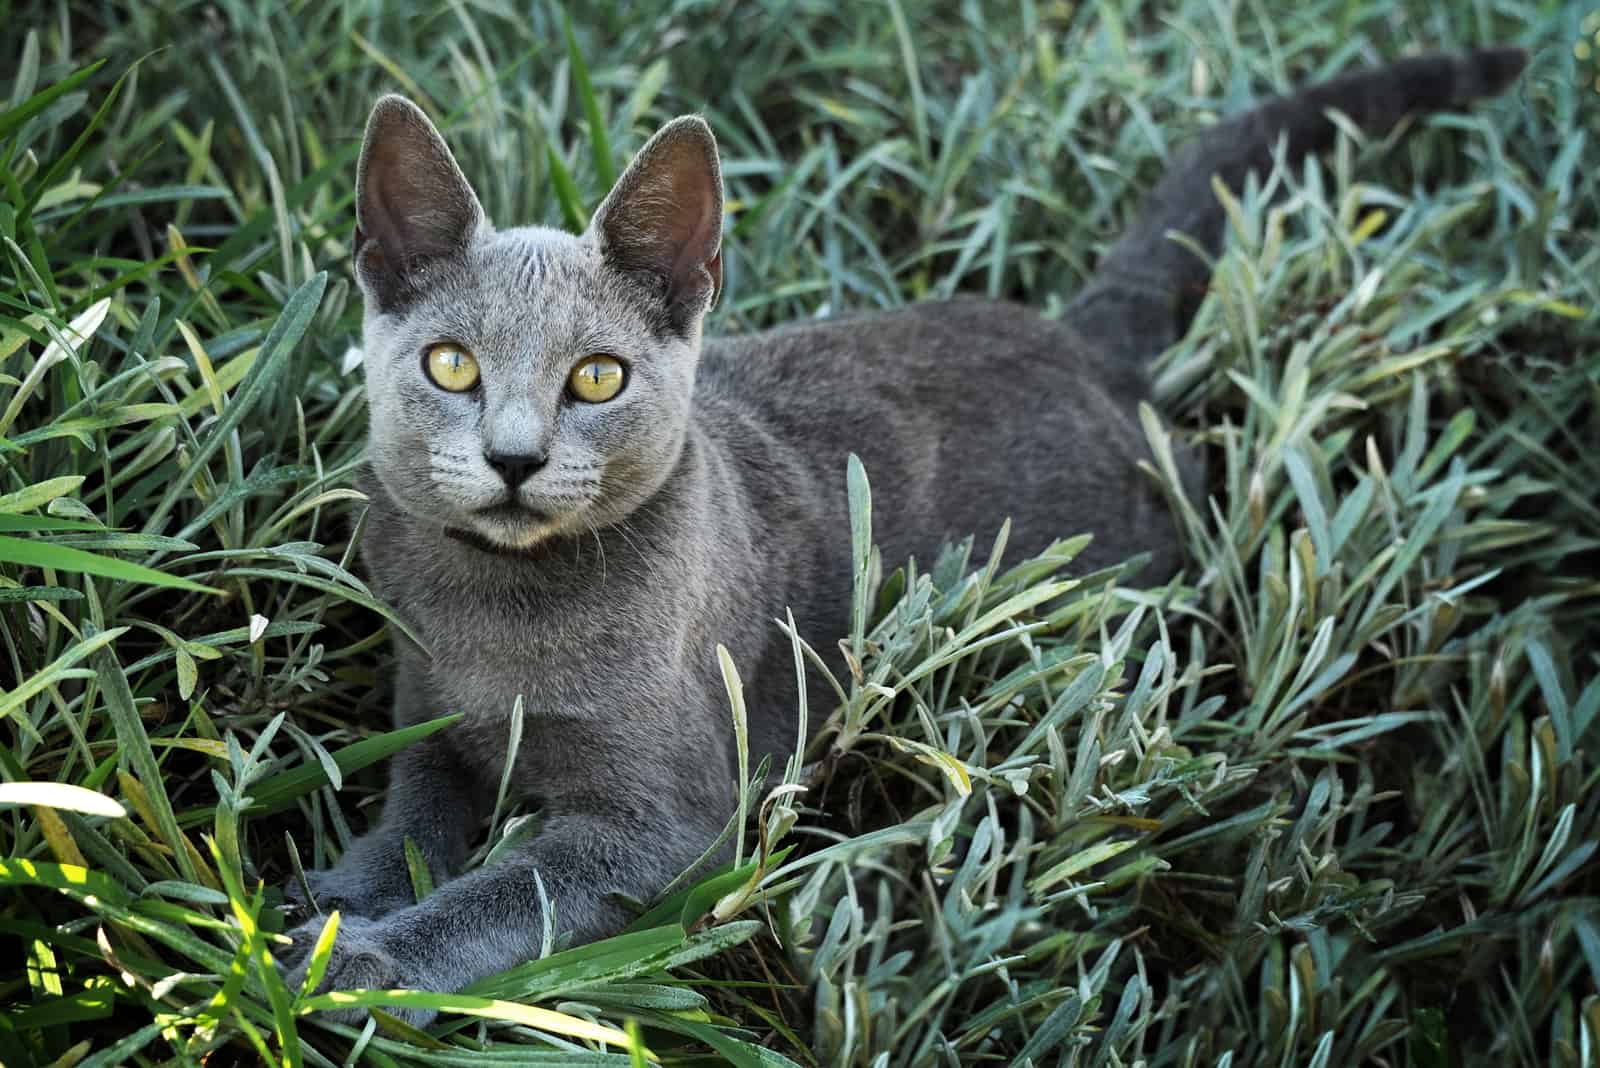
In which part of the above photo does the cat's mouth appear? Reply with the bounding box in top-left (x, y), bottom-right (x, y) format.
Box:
top-left (475, 500), bottom-right (550, 524)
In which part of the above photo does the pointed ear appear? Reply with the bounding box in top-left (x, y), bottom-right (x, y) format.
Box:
top-left (355, 95), bottom-right (484, 310)
top-left (587, 116), bottom-right (723, 331)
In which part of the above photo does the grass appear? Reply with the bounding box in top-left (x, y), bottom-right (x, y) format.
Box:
top-left (1, 0), bottom-right (1597, 1065)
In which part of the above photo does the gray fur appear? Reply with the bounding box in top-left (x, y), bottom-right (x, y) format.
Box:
top-left (282, 49), bottom-right (1525, 1025)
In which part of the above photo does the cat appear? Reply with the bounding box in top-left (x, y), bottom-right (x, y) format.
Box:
top-left (280, 47), bottom-right (1526, 1023)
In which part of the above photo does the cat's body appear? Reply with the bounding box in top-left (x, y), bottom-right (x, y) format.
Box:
top-left (366, 298), bottom-right (1183, 773)
top-left (283, 48), bottom-right (1526, 1020)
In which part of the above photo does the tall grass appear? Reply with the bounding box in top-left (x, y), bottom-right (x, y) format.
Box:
top-left (1, 1), bottom-right (1596, 1065)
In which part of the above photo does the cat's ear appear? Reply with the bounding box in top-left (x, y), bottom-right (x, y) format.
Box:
top-left (588, 116), bottom-right (723, 331)
top-left (355, 95), bottom-right (484, 310)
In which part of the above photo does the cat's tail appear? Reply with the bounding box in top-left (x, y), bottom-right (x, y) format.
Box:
top-left (1063, 46), bottom-right (1527, 365)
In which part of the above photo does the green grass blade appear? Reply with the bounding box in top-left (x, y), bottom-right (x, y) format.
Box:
top-left (562, 8), bottom-right (616, 188)
top-left (142, 271), bottom-right (327, 535)
top-left (0, 533), bottom-right (219, 594)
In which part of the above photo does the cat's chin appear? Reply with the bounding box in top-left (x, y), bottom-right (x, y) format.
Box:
top-left (441, 501), bottom-right (582, 555)
top-left (467, 515), bottom-right (561, 551)
top-left (443, 521), bottom-right (560, 558)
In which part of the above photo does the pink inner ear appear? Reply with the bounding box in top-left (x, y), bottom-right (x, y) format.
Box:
top-left (596, 121), bottom-right (723, 306)
top-left (357, 102), bottom-right (481, 273)
top-left (705, 249), bottom-right (724, 307)
top-left (367, 162), bottom-right (449, 259)
top-left (667, 178), bottom-right (721, 294)
top-left (362, 169), bottom-right (404, 252)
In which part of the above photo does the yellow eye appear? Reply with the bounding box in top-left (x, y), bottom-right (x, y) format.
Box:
top-left (424, 343), bottom-right (480, 392)
top-left (569, 354), bottom-right (625, 403)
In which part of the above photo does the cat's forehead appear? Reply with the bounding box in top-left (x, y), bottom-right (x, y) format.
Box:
top-left (390, 227), bottom-right (653, 351)
top-left (467, 227), bottom-right (613, 333)
top-left (471, 226), bottom-right (592, 294)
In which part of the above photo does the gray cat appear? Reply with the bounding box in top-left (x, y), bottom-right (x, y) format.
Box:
top-left (281, 48), bottom-right (1526, 1022)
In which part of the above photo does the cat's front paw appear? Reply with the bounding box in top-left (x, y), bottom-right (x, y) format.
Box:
top-left (285, 861), bottom-right (410, 922)
top-left (280, 915), bottom-right (443, 1028)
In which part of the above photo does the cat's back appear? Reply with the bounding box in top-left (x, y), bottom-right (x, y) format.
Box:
top-left (699, 298), bottom-right (1138, 410)
top-left (693, 298), bottom-right (1186, 578)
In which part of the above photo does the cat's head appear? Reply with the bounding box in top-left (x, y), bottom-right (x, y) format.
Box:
top-left (352, 95), bottom-right (723, 549)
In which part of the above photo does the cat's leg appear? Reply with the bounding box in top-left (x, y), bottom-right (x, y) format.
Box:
top-left (284, 734), bottom-right (479, 924)
top-left (288, 775), bottom-right (725, 1026)
top-left (284, 645), bottom-right (478, 926)
top-left (278, 734), bottom-right (480, 989)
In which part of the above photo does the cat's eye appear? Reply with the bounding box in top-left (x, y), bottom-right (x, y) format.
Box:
top-left (568, 354), bottom-right (626, 403)
top-left (424, 343), bottom-right (480, 393)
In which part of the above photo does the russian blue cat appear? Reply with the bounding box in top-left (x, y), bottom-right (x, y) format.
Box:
top-left (282, 47), bottom-right (1526, 1022)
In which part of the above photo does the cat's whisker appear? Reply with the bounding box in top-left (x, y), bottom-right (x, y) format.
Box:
top-left (585, 518), bottom-right (608, 586)
top-left (609, 518), bottom-right (667, 589)
top-left (618, 498), bottom-right (674, 531)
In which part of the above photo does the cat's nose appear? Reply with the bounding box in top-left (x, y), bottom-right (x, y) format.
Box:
top-left (484, 449), bottom-right (547, 487)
